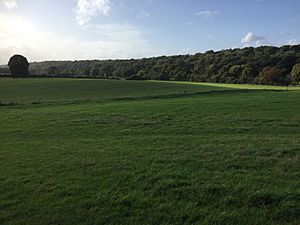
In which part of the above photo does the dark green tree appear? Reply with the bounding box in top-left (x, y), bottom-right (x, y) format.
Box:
top-left (102, 64), bottom-right (115, 79)
top-left (8, 55), bottom-right (29, 78)
top-left (15, 44), bottom-right (300, 86)
top-left (47, 66), bottom-right (58, 77)
top-left (240, 64), bottom-right (255, 84)
top-left (137, 70), bottom-right (146, 79)
top-left (90, 67), bottom-right (100, 77)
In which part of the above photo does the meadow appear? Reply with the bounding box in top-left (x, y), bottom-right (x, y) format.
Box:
top-left (0, 78), bottom-right (299, 225)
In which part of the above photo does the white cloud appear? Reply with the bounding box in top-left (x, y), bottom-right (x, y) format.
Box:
top-left (287, 39), bottom-right (300, 45)
top-left (279, 31), bottom-right (285, 36)
top-left (241, 32), bottom-right (266, 46)
top-left (196, 10), bottom-right (219, 18)
top-left (75, 0), bottom-right (111, 26)
top-left (0, 13), bottom-right (162, 64)
top-left (0, 0), bottom-right (17, 9)
top-left (137, 10), bottom-right (150, 19)
top-left (178, 48), bottom-right (193, 55)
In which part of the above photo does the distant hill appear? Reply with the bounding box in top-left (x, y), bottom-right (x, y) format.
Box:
top-left (1, 45), bottom-right (300, 85)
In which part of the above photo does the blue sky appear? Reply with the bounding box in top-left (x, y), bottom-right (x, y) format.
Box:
top-left (0, 0), bottom-right (299, 63)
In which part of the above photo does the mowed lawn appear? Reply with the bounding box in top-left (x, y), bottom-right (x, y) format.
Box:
top-left (0, 78), bottom-right (299, 225)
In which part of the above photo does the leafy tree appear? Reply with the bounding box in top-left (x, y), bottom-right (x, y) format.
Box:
top-left (47, 66), bottom-right (58, 77)
top-left (19, 44), bottom-right (300, 86)
top-left (102, 64), bottom-right (115, 79)
top-left (228, 65), bottom-right (243, 82)
top-left (290, 63), bottom-right (300, 85)
top-left (8, 55), bottom-right (29, 78)
top-left (0, 66), bottom-right (10, 76)
top-left (256, 67), bottom-right (287, 85)
top-left (240, 64), bottom-right (255, 84)
top-left (90, 67), bottom-right (100, 77)
top-left (137, 70), bottom-right (146, 78)
top-left (122, 68), bottom-right (136, 78)
top-left (207, 64), bottom-right (219, 76)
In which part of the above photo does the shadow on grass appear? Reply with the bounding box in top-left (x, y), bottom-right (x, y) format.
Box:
top-left (109, 89), bottom-right (287, 102)
top-left (0, 88), bottom-right (292, 108)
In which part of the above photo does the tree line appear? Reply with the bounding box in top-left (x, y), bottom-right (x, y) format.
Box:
top-left (1, 44), bottom-right (300, 85)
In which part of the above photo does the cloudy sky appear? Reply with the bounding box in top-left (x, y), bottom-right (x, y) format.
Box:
top-left (0, 0), bottom-right (299, 64)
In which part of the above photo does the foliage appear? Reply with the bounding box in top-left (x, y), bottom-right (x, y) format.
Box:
top-left (0, 66), bottom-right (10, 76)
top-left (89, 67), bottom-right (100, 77)
top-left (256, 67), bottom-right (288, 86)
top-left (1, 45), bottom-right (300, 85)
top-left (290, 63), bottom-right (300, 85)
top-left (47, 66), bottom-right (58, 77)
top-left (7, 54), bottom-right (30, 78)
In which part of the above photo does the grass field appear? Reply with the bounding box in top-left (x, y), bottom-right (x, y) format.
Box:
top-left (0, 78), bottom-right (231, 104)
top-left (0, 78), bottom-right (299, 225)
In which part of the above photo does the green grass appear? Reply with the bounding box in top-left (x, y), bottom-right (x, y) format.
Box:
top-left (0, 78), bottom-right (230, 104)
top-left (166, 81), bottom-right (300, 91)
top-left (0, 78), bottom-right (299, 225)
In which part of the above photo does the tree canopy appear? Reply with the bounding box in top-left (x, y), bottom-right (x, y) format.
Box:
top-left (2, 45), bottom-right (300, 85)
top-left (8, 55), bottom-right (30, 78)
top-left (290, 63), bottom-right (300, 85)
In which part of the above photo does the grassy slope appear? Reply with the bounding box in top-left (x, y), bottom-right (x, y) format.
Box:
top-left (162, 81), bottom-right (300, 91)
top-left (0, 78), bottom-right (230, 104)
top-left (0, 78), bottom-right (299, 225)
top-left (1, 78), bottom-right (299, 104)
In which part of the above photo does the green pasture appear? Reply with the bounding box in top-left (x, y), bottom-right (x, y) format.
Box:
top-left (0, 78), bottom-right (229, 104)
top-left (0, 78), bottom-right (299, 225)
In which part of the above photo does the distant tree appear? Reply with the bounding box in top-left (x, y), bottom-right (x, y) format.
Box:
top-left (156, 73), bottom-right (170, 81)
top-left (90, 67), bottom-right (100, 77)
top-left (228, 65), bottom-right (243, 82)
top-left (47, 66), bottom-right (58, 77)
top-left (207, 64), bottom-right (219, 76)
top-left (240, 64), bottom-right (254, 83)
top-left (218, 65), bottom-right (238, 83)
top-left (137, 70), bottom-right (145, 79)
top-left (102, 65), bottom-right (115, 79)
top-left (79, 68), bottom-right (91, 77)
top-left (256, 67), bottom-right (287, 85)
top-left (122, 68), bottom-right (135, 78)
top-left (8, 55), bottom-right (29, 78)
top-left (276, 53), bottom-right (297, 71)
top-left (18, 44), bottom-right (300, 85)
top-left (0, 66), bottom-right (10, 76)
top-left (290, 63), bottom-right (300, 85)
